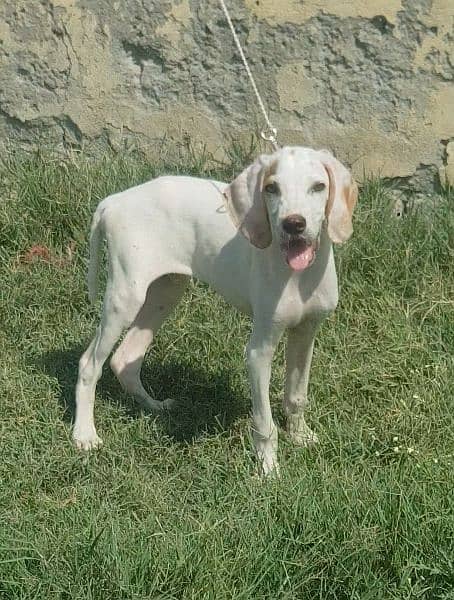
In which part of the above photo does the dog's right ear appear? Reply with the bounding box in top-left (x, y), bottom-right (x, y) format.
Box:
top-left (223, 155), bottom-right (273, 249)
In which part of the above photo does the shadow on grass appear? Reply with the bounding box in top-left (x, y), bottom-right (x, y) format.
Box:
top-left (38, 346), bottom-right (247, 443)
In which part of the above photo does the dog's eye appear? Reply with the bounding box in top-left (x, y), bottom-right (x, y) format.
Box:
top-left (265, 181), bottom-right (280, 195)
top-left (311, 182), bottom-right (326, 193)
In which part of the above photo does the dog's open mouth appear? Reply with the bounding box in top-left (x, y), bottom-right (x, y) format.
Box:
top-left (281, 236), bottom-right (317, 272)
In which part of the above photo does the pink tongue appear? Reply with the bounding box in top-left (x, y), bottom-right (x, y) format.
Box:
top-left (287, 243), bottom-right (315, 271)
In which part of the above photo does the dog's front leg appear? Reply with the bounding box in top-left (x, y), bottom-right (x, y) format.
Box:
top-left (283, 318), bottom-right (321, 446)
top-left (247, 321), bottom-right (284, 476)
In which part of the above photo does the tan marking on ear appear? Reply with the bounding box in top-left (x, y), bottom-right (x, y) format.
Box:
top-left (337, 181), bottom-right (358, 233)
top-left (222, 155), bottom-right (274, 248)
top-left (324, 163), bottom-right (335, 218)
top-left (321, 156), bottom-right (357, 244)
top-left (345, 180), bottom-right (359, 214)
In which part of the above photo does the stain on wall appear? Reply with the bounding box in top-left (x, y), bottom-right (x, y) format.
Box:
top-left (0, 0), bottom-right (453, 189)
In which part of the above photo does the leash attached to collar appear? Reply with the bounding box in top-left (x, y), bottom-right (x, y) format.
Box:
top-left (218, 0), bottom-right (280, 151)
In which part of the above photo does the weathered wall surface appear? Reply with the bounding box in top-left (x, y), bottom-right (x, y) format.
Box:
top-left (0, 0), bottom-right (453, 190)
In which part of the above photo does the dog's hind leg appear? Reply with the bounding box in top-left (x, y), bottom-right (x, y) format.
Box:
top-left (73, 277), bottom-right (148, 450)
top-left (110, 273), bottom-right (189, 409)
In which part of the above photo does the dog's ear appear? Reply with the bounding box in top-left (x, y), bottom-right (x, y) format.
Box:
top-left (318, 150), bottom-right (358, 244)
top-left (223, 154), bottom-right (273, 249)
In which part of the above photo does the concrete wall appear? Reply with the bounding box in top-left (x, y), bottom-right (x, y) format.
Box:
top-left (0, 0), bottom-right (453, 190)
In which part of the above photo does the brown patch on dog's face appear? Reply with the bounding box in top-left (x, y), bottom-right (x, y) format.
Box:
top-left (262, 159), bottom-right (279, 190)
top-left (265, 158), bottom-right (279, 177)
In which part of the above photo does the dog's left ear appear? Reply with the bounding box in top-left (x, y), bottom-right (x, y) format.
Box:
top-left (318, 150), bottom-right (358, 244)
top-left (223, 154), bottom-right (273, 249)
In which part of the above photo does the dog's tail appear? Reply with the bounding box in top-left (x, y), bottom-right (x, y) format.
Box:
top-left (87, 204), bottom-right (104, 305)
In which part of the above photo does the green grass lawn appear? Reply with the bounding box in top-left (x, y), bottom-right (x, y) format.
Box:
top-left (1, 149), bottom-right (453, 599)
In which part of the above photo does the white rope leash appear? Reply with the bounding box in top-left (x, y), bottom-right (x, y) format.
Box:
top-left (218, 0), bottom-right (280, 150)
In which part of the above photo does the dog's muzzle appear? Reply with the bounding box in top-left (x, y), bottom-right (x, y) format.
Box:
top-left (280, 233), bottom-right (319, 272)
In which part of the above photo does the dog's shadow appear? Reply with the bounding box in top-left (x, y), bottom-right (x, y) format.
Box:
top-left (39, 347), bottom-right (247, 443)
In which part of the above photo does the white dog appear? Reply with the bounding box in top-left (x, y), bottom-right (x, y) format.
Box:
top-left (73, 146), bottom-right (358, 475)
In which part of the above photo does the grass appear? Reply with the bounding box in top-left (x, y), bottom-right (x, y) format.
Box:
top-left (0, 147), bottom-right (453, 599)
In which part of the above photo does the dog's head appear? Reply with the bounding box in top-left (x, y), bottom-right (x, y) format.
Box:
top-left (223, 147), bottom-right (358, 271)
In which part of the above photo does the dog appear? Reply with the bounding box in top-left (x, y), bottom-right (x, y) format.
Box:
top-left (73, 146), bottom-right (358, 475)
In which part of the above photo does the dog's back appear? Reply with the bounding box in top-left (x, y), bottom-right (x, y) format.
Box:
top-left (86, 175), bottom-right (249, 305)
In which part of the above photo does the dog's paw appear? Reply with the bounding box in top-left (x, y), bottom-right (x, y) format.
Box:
top-left (162, 397), bottom-right (176, 410)
top-left (139, 395), bottom-right (176, 412)
top-left (288, 428), bottom-right (318, 447)
top-left (286, 415), bottom-right (318, 447)
top-left (73, 426), bottom-right (103, 451)
top-left (257, 453), bottom-right (280, 479)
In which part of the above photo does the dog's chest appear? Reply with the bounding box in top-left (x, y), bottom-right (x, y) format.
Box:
top-left (273, 270), bottom-right (338, 327)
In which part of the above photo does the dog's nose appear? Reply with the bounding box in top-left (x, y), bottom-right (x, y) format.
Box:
top-left (282, 214), bottom-right (306, 235)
